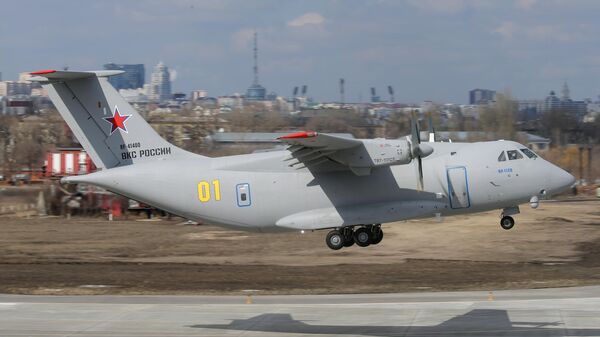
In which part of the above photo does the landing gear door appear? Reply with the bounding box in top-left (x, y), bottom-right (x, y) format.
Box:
top-left (447, 166), bottom-right (470, 209)
top-left (236, 183), bottom-right (251, 207)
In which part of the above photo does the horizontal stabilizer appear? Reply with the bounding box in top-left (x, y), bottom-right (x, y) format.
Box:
top-left (29, 69), bottom-right (125, 82)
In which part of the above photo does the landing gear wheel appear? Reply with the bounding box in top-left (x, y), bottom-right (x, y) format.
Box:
top-left (500, 216), bottom-right (515, 230)
top-left (354, 227), bottom-right (372, 247)
top-left (342, 227), bottom-right (355, 247)
top-left (370, 225), bottom-right (384, 245)
top-left (326, 230), bottom-right (344, 250)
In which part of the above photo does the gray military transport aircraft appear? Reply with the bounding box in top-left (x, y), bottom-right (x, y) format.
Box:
top-left (30, 69), bottom-right (575, 250)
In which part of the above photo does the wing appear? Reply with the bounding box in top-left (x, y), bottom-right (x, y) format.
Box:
top-left (277, 131), bottom-right (361, 170)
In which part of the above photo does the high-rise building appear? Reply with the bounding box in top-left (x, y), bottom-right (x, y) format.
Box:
top-left (469, 89), bottom-right (496, 104)
top-left (245, 31), bottom-right (267, 101)
top-left (149, 62), bottom-right (171, 102)
top-left (103, 63), bottom-right (145, 90)
top-left (0, 81), bottom-right (32, 96)
top-left (543, 82), bottom-right (587, 121)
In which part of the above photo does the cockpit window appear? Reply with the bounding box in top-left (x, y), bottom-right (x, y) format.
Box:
top-left (507, 150), bottom-right (523, 160)
top-left (520, 148), bottom-right (538, 159)
top-left (498, 151), bottom-right (506, 162)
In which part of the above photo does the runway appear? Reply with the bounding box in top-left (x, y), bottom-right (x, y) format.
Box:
top-left (2, 286), bottom-right (600, 336)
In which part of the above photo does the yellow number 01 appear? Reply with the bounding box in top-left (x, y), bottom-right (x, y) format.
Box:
top-left (198, 180), bottom-right (221, 202)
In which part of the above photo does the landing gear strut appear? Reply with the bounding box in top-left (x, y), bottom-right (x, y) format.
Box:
top-left (342, 227), bottom-right (355, 247)
top-left (500, 216), bottom-right (515, 230)
top-left (325, 224), bottom-right (384, 250)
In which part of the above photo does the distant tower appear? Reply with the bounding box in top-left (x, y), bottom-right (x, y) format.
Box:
top-left (370, 87), bottom-right (380, 103)
top-left (561, 81), bottom-right (570, 101)
top-left (150, 61), bottom-right (171, 102)
top-left (339, 78), bottom-right (345, 105)
top-left (253, 31), bottom-right (258, 86)
top-left (245, 30), bottom-right (267, 101)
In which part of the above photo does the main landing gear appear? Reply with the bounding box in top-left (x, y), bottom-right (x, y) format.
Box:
top-left (325, 224), bottom-right (383, 250)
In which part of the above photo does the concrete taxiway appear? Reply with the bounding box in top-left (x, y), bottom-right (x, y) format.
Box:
top-left (2, 286), bottom-right (600, 336)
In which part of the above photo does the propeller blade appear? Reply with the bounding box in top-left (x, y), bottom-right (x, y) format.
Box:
top-left (408, 111), bottom-right (429, 191)
top-left (417, 156), bottom-right (424, 191)
top-left (410, 110), bottom-right (420, 145)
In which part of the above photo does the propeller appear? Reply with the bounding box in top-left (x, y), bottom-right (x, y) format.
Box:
top-left (409, 111), bottom-right (433, 191)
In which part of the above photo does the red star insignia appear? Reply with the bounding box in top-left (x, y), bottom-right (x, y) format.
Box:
top-left (103, 107), bottom-right (131, 134)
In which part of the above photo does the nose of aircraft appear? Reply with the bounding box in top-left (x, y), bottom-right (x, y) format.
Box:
top-left (548, 164), bottom-right (575, 195)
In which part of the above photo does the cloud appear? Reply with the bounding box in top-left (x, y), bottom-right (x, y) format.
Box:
top-left (231, 28), bottom-right (255, 52)
top-left (405, 0), bottom-right (497, 14)
top-left (405, 0), bottom-right (466, 13)
top-left (169, 69), bottom-right (177, 82)
top-left (515, 0), bottom-right (536, 10)
top-left (525, 25), bottom-right (581, 42)
top-left (287, 12), bottom-right (325, 27)
top-left (492, 21), bottom-right (582, 43)
top-left (492, 21), bottom-right (518, 39)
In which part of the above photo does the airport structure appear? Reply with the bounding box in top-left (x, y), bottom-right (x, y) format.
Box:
top-left (44, 148), bottom-right (96, 178)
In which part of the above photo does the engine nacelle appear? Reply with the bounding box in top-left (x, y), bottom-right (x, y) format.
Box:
top-left (329, 139), bottom-right (413, 171)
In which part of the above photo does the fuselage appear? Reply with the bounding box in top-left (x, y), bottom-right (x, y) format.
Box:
top-left (65, 140), bottom-right (574, 232)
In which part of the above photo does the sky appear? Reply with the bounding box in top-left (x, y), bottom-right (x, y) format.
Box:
top-left (2, 0), bottom-right (600, 103)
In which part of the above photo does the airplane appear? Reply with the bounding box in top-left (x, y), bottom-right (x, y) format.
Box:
top-left (29, 69), bottom-right (575, 250)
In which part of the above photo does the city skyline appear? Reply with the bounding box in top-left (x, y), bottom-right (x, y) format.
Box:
top-left (2, 1), bottom-right (600, 103)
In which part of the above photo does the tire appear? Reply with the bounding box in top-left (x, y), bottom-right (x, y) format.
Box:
top-left (354, 227), bottom-right (371, 247)
top-left (371, 228), bottom-right (384, 245)
top-left (500, 216), bottom-right (515, 230)
top-left (326, 230), bottom-right (344, 250)
top-left (343, 228), bottom-right (355, 247)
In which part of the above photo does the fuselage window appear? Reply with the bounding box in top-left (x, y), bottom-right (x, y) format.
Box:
top-left (498, 151), bottom-right (506, 162)
top-left (507, 150), bottom-right (523, 160)
top-left (520, 148), bottom-right (538, 159)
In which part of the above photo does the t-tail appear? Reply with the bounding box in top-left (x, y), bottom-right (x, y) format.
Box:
top-left (29, 69), bottom-right (200, 169)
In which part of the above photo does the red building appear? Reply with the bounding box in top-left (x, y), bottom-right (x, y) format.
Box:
top-left (45, 148), bottom-right (96, 177)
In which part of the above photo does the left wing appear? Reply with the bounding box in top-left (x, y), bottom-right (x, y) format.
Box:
top-left (278, 130), bottom-right (433, 177)
top-left (278, 131), bottom-right (361, 171)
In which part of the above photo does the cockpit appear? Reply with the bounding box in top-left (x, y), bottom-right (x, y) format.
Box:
top-left (498, 148), bottom-right (538, 162)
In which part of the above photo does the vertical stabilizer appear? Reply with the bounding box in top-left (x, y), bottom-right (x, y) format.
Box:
top-left (30, 70), bottom-right (199, 169)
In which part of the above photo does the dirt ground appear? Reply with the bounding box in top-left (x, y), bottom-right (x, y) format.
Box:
top-left (0, 198), bottom-right (599, 295)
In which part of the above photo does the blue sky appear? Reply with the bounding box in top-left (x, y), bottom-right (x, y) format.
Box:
top-left (2, 0), bottom-right (600, 103)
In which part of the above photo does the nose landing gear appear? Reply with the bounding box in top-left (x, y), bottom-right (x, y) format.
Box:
top-left (325, 224), bottom-right (383, 250)
top-left (499, 206), bottom-right (519, 230)
top-left (500, 216), bottom-right (515, 230)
